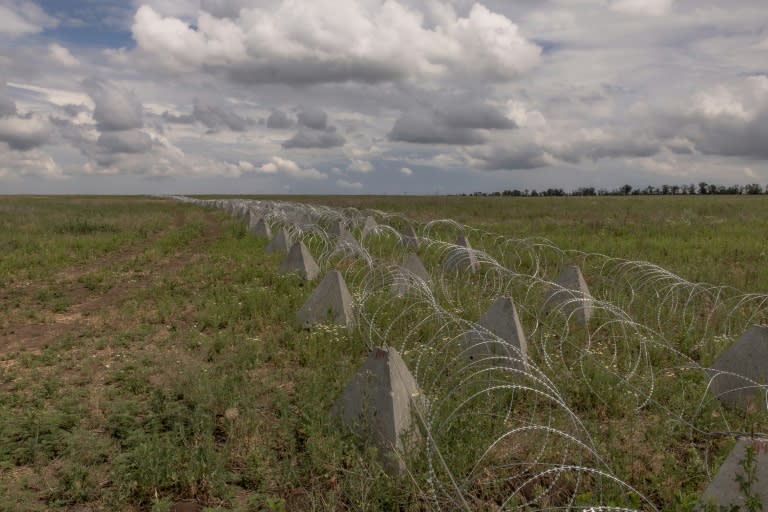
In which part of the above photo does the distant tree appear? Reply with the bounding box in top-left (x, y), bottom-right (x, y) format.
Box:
top-left (671, 185), bottom-right (680, 195)
top-left (698, 182), bottom-right (709, 195)
top-left (574, 187), bottom-right (596, 196)
top-left (619, 184), bottom-right (633, 195)
top-left (745, 183), bottom-right (763, 195)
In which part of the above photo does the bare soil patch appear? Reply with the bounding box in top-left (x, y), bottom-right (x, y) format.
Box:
top-left (0, 217), bottom-right (223, 356)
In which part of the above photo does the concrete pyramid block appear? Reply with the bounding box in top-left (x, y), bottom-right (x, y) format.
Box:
top-left (700, 437), bottom-right (768, 508)
top-left (542, 265), bottom-right (593, 325)
top-left (247, 212), bottom-right (262, 230)
top-left (279, 241), bottom-right (321, 281)
top-left (250, 219), bottom-right (272, 239)
top-left (332, 347), bottom-right (426, 475)
top-left (463, 297), bottom-right (528, 369)
top-left (335, 230), bottom-right (362, 253)
top-left (265, 227), bottom-right (291, 254)
top-left (296, 270), bottom-right (354, 327)
top-left (391, 253), bottom-right (431, 297)
top-left (442, 235), bottom-right (479, 273)
top-left (707, 325), bottom-right (768, 410)
top-left (361, 216), bottom-right (378, 238)
top-left (400, 224), bottom-right (419, 249)
top-left (329, 220), bottom-right (346, 236)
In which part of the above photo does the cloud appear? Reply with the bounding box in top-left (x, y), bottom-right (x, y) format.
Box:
top-left (265, 108), bottom-right (294, 129)
top-left (190, 98), bottom-right (250, 132)
top-left (438, 102), bottom-right (518, 131)
top-left (336, 178), bottom-right (363, 190)
top-left (390, 109), bottom-right (487, 145)
top-left (347, 159), bottom-right (373, 173)
top-left (257, 156), bottom-right (327, 179)
top-left (162, 98), bottom-right (252, 132)
top-left (85, 79), bottom-right (143, 132)
top-left (97, 130), bottom-right (153, 154)
top-left (61, 103), bottom-right (89, 117)
top-left (237, 160), bottom-right (254, 172)
top-left (161, 110), bottom-right (195, 124)
top-left (82, 128), bottom-right (245, 178)
top-left (389, 98), bottom-right (516, 145)
top-left (0, 95), bottom-right (17, 117)
top-left (130, 0), bottom-right (199, 19)
top-left (0, 147), bottom-right (65, 179)
top-left (0, 114), bottom-right (52, 150)
top-left (400, 166), bottom-right (413, 176)
top-left (465, 127), bottom-right (662, 170)
top-left (297, 107), bottom-right (328, 130)
top-left (48, 43), bottom-right (80, 67)
top-left (466, 143), bottom-right (556, 170)
top-left (610, 0), bottom-right (673, 16)
top-left (200, 0), bottom-right (253, 19)
top-left (653, 76), bottom-right (768, 160)
top-left (131, 2), bottom-right (540, 84)
top-left (0, 1), bottom-right (57, 37)
top-left (282, 127), bottom-right (346, 149)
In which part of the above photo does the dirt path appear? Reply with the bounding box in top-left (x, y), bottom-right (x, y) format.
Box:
top-left (0, 214), bottom-right (223, 356)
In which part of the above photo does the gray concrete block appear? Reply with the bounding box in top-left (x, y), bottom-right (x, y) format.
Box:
top-left (361, 216), bottom-right (378, 238)
top-left (401, 224), bottom-right (419, 250)
top-left (329, 220), bottom-right (345, 236)
top-left (700, 437), bottom-right (768, 509)
top-left (296, 270), bottom-right (354, 327)
top-left (247, 211), bottom-right (261, 230)
top-left (335, 230), bottom-right (362, 253)
top-left (331, 347), bottom-right (426, 475)
top-left (250, 219), bottom-right (272, 239)
top-left (707, 325), bottom-right (768, 411)
top-left (265, 227), bottom-right (291, 254)
top-left (463, 297), bottom-right (528, 369)
top-left (391, 253), bottom-right (431, 297)
top-left (542, 265), bottom-right (593, 326)
top-left (279, 241), bottom-right (321, 281)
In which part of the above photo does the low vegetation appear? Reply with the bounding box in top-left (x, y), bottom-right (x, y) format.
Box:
top-left (1, 195), bottom-right (766, 510)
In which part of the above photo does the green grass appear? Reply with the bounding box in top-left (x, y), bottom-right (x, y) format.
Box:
top-left (241, 195), bottom-right (768, 292)
top-left (0, 195), bottom-right (766, 511)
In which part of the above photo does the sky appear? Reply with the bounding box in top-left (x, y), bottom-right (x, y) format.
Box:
top-left (1, 0), bottom-right (768, 195)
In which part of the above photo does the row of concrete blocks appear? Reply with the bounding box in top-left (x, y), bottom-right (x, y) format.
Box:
top-left (275, 239), bottom-right (768, 505)
top-left (236, 203), bottom-right (767, 505)
top-left (275, 212), bottom-right (768, 415)
top-left (277, 243), bottom-right (768, 505)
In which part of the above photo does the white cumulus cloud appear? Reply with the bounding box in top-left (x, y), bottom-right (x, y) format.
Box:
top-left (336, 178), bottom-right (363, 190)
top-left (610, 0), bottom-right (674, 16)
top-left (0, 1), bottom-right (57, 37)
top-left (48, 43), bottom-right (80, 67)
top-left (131, 1), bottom-right (540, 84)
top-left (257, 156), bottom-right (327, 179)
top-left (347, 159), bottom-right (374, 173)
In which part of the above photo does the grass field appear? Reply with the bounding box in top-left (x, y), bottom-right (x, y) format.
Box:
top-left (243, 195), bottom-right (768, 293)
top-left (1, 195), bottom-right (767, 511)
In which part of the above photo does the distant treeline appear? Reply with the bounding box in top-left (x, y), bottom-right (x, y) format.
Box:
top-left (461, 182), bottom-right (767, 197)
